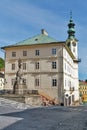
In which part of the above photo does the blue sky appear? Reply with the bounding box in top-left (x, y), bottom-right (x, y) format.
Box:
top-left (0, 0), bottom-right (86, 80)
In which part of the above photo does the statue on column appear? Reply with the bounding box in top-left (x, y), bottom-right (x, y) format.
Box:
top-left (13, 58), bottom-right (22, 94)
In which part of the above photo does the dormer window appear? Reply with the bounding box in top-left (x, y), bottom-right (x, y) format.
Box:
top-left (35, 38), bottom-right (38, 41)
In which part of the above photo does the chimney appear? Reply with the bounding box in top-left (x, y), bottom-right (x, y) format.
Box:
top-left (41, 29), bottom-right (48, 36)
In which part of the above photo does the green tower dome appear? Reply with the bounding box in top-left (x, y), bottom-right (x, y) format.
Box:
top-left (67, 12), bottom-right (75, 39)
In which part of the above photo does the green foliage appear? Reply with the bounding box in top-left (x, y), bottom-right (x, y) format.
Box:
top-left (0, 58), bottom-right (4, 69)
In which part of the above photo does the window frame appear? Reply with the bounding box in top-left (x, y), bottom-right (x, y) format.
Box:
top-left (12, 52), bottom-right (16, 57)
top-left (12, 63), bottom-right (15, 70)
top-left (23, 51), bottom-right (27, 56)
top-left (52, 48), bottom-right (56, 55)
top-left (23, 62), bottom-right (26, 70)
top-left (52, 61), bottom-right (57, 69)
top-left (35, 78), bottom-right (40, 87)
top-left (52, 79), bottom-right (57, 87)
top-left (35, 62), bottom-right (39, 69)
top-left (35, 50), bottom-right (40, 56)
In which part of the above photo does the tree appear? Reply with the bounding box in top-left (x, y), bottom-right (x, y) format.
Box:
top-left (0, 57), bottom-right (4, 69)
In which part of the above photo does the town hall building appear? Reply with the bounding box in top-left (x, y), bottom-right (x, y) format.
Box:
top-left (2, 15), bottom-right (80, 106)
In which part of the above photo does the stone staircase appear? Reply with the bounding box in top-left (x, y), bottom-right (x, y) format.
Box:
top-left (38, 90), bottom-right (57, 106)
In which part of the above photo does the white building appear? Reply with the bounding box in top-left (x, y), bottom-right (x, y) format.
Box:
top-left (0, 72), bottom-right (4, 90)
top-left (2, 16), bottom-right (80, 105)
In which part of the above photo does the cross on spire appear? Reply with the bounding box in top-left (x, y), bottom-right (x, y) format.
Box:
top-left (70, 11), bottom-right (72, 20)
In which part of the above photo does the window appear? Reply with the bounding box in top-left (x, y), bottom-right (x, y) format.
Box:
top-left (52, 61), bottom-right (56, 69)
top-left (12, 63), bottom-right (15, 70)
top-left (12, 52), bottom-right (16, 57)
top-left (23, 51), bottom-right (27, 56)
top-left (52, 79), bottom-right (57, 87)
top-left (23, 63), bottom-right (26, 70)
top-left (35, 50), bottom-right (40, 56)
top-left (52, 48), bottom-right (56, 55)
top-left (35, 79), bottom-right (39, 86)
top-left (35, 62), bottom-right (39, 69)
top-left (11, 79), bottom-right (15, 86)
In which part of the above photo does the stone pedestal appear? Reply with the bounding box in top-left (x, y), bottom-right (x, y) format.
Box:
top-left (15, 83), bottom-right (27, 95)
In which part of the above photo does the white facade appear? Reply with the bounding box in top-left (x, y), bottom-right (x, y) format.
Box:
top-left (3, 41), bottom-right (79, 105)
top-left (63, 46), bottom-right (79, 105)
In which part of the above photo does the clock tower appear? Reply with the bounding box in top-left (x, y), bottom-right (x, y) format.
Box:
top-left (66, 12), bottom-right (78, 59)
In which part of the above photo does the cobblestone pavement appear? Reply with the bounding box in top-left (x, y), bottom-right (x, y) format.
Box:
top-left (0, 97), bottom-right (32, 110)
top-left (0, 98), bottom-right (87, 130)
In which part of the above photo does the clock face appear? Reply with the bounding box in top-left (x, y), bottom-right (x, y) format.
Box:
top-left (72, 42), bottom-right (76, 46)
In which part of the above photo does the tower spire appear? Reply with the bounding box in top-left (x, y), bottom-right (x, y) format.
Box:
top-left (70, 11), bottom-right (72, 20)
top-left (67, 12), bottom-right (75, 39)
